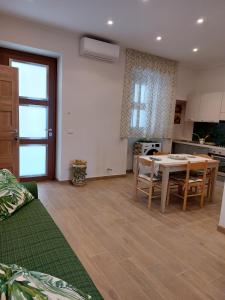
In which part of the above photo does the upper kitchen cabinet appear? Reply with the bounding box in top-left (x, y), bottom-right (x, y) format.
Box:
top-left (220, 93), bottom-right (225, 120)
top-left (199, 92), bottom-right (222, 122)
top-left (185, 94), bottom-right (201, 121)
top-left (185, 92), bottom-right (223, 122)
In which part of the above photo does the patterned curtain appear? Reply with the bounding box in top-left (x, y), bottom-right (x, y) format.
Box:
top-left (120, 49), bottom-right (177, 139)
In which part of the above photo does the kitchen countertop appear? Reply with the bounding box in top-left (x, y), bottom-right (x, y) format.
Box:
top-left (173, 140), bottom-right (223, 151)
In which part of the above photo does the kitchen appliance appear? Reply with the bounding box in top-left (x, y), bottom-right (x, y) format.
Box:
top-left (209, 147), bottom-right (225, 176)
top-left (133, 141), bottom-right (162, 173)
top-left (134, 142), bottom-right (162, 155)
top-left (141, 142), bottom-right (161, 155)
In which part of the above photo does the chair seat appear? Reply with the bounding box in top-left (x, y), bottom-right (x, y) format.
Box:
top-left (171, 175), bottom-right (203, 184)
top-left (138, 174), bottom-right (160, 182)
top-left (191, 170), bottom-right (211, 177)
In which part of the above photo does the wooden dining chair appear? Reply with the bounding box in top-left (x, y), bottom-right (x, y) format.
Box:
top-left (192, 153), bottom-right (213, 198)
top-left (153, 151), bottom-right (169, 155)
top-left (134, 156), bottom-right (162, 209)
top-left (168, 161), bottom-right (208, 211)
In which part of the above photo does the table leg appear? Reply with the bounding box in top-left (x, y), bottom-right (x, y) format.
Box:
top-left (209, 165), bottom-right (218, 202)
top-left (161, 167), bottom-right (169, 213)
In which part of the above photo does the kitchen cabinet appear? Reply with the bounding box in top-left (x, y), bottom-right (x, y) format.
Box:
top-left (220, 93), bottom-right (225, 112)
top-left (185, 94), bottom-right (201, 121)
top-left (199, 92), bottom-right (222, 122)
top-left (172, 142), bottom-right (209, 155)
top-left (185, 92), bottom-right (223, 122)
top-left (220, 93), bottom-right (225, 120)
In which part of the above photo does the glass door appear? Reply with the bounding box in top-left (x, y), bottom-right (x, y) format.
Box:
top-left (0, 48), bottom-right (57, 180)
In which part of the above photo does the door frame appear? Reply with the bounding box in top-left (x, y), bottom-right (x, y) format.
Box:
top-left (0, 47), bottom-right (57, 181)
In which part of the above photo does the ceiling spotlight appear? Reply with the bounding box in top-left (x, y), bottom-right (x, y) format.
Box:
top-left (107, 19), bottom-right (114, 26)
top-left (156, 36), bottom-right (162, 41)
top-left (193, 48), bottom-right (199, 52)
top-left (197, 18), bottom-right (204, 24)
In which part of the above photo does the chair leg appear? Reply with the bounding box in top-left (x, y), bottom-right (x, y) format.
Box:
top-left (147, 183), bottom-right (153, 209)
top-left (178, 185), bottom-right (182, 195)
top-left (200, 184), bottom-right (205, 208)
top-left (166, 184), bottom-right (170, 205)
top-left (182, 187), bottom-right (188, 211)
top-left (134, 178), bottom-right (138, 201)
top-left (207, 178), bottom-right (211, 199)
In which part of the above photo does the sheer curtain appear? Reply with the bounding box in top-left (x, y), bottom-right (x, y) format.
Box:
top-left (120, 49), bottom-right (177, 139)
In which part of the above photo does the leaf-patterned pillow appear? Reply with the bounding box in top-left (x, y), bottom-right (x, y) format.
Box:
top-left (0, 169), bottom-right (34, 221)
top-left (0, 263), bottom-right (91, 300)
top-left (0, 169), bottom-right (17, 185)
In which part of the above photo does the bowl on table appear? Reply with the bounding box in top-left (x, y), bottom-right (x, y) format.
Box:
top-left (168, 154), bottom-right (187, 160)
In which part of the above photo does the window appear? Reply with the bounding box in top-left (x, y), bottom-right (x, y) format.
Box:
top-left (19, 105), bottom-right (48, 139)
top-left (11, 60), bottom-right (48, 100)
top-left (19, 145), bottom-right (47, 177)
top-left (131, 83), bottom-right (147, 129)
top-left (120, 49), bottom-right (177, 139)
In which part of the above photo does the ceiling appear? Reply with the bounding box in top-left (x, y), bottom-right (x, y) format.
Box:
top-left (0, 0), bottom-right (225, 68)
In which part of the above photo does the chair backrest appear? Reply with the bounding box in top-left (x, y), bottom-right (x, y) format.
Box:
top-left (153, 151), bottom-right (169, 156)
top-left (138, 157), bottom-right (153, 167)
top-left (136, 156), bottom-right (154, 180)
top-left (185, 161), bottom-right (208, 185)
top-left (187, 161), bottom-right (208, 171)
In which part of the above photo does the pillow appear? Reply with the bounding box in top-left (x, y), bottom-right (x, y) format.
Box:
top-left (0, 263), bottom-right (91, 300)
top-left (0, 169), bottom-right (34, 221)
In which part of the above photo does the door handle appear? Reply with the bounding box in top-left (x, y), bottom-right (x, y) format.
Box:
top-left (47, 128), bottom-right (53, 137)
top-left (9, 129), bottom-right (18, 134)
top-left (9, 129), bottom-right (19, 141)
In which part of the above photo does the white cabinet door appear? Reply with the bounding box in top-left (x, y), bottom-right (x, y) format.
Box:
top-left (199, 92), bottom-right (222, 122)
top-left (185, 94), bottom-right (201, 121)
top-left (220, 93), bottom-right (225, 113)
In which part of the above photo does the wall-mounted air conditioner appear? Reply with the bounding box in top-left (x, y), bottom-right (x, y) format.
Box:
top-left (80, 37), bottom-right (120, 62)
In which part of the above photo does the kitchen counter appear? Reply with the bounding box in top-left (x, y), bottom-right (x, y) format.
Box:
top-left (173, 140), bottom-right (223, 151)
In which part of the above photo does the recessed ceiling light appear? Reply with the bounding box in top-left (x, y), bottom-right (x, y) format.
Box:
top-left (197, 18), bottom-right (204, 24)
top-left (193, 48), bottom-right (199, 52)
top-left (142, 0), bottom-right (150, 3)
top-left (107, 20), bottom-right (114, 26)
top-left (156, 36), bottom-right (162, 41)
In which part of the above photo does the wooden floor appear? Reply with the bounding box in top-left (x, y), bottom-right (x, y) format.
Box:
top-left (39, 175), bottom-right (225, 300)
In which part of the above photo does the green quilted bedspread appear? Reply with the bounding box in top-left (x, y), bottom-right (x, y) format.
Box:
top-left (0, 183), bottom-right (103, 300)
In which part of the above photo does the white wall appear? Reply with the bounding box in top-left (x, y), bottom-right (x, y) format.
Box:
top-left (175, 64), bottom-right (197, 101)
top-left (0, 14), bottom-right (127, 180)
top-left (172, 101), bottom-right (194, 141)
top-left (0, 14), bottom-right (200, 177)
top-left (195, 65), bottom-right (225, 93)
top-left (172, 64), bottom-right (197, 141)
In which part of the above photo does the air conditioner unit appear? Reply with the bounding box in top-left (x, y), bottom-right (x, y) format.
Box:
top-left (80, 37), bottom-right (120, 62)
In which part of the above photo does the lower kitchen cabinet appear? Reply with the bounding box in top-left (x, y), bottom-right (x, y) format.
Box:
top-left (172, 142), bottom-right (209, 155)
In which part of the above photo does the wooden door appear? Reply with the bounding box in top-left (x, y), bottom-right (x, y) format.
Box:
top-left (0, 48), bottom-right (57, 181)
top-left (0, 65), bottom-right (19, 176)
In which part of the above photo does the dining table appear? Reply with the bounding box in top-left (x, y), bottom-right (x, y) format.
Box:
top-left (139, 154), bottom-right (219, 213)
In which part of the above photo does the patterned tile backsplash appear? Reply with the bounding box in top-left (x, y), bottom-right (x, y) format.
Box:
top-left (193, 122), bottom-right (225, 145)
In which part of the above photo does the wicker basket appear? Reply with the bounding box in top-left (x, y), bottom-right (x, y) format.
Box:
top-left (71, 160), bottom-right (87, 186)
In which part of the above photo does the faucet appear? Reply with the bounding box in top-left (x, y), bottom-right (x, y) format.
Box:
top-left (192, 133), bottom-right (210, 144)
